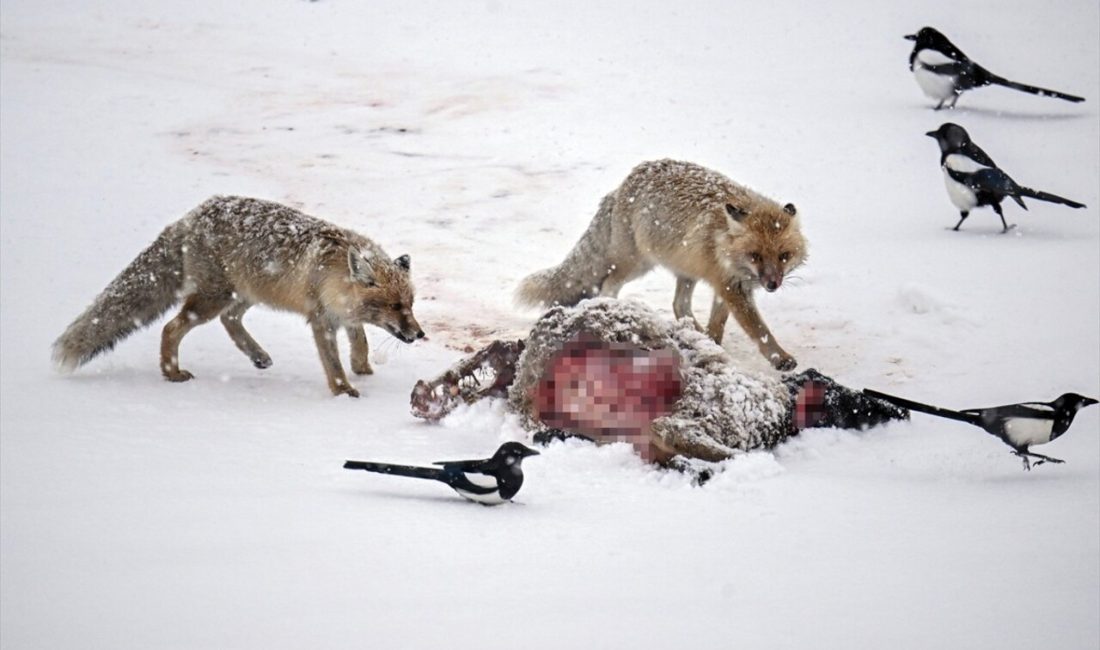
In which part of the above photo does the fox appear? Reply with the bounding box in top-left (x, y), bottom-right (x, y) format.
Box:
top-left (516, 159), bottom-right (808, 371)
top-left (52, 195), bottom-right (425, 397)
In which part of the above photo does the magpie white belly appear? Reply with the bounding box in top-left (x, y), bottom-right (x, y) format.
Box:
top-left (943, 170), bottom-right (978, 211)
top-left (456, 488), bottom-right (507, 505)
top-left (1002, 418), bottom-right (1054, 447)
top-left (914, 67), bottom-right (957, 102)
top-left (456, 473), bottom-right (507, 505)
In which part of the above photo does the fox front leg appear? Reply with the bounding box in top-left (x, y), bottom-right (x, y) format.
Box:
top-left (672, 277), bottom-right (704, 332)
top-left (717, 283), bottom-right (797, 371)
top-left (346, 326), bottom-right (373, 375)
top-left (309, 318), bottom-right (359, 397)
top-left (705, 293), bottom-right (729, 343)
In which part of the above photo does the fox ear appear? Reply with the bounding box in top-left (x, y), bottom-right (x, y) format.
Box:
top-left (347, 249), bottom-right (376, 286)
top-left (394, 254), bottom-right (410, 271)
top-left (725, 203), bottom-right (748, 222)
top-left (783, 203), bottom-right (797, 216)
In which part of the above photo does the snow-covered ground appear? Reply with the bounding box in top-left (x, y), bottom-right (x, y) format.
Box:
top-left (2, 1), bottom-right (1097, 648)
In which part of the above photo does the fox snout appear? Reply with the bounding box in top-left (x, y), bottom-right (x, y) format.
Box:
top-left (386, 314), bottom-right (425, 343)
top-left (390, 327), bottom-right (426, 344)
top-left (760, 267), bottom-right (785, 292)
top-left (741, 249), bottom-right (797, 295)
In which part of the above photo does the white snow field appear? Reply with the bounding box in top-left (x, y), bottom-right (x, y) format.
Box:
top-left (2, 1), bottom-right (1097, 648)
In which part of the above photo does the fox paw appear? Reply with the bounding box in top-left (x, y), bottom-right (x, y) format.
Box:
top-left (335, 387), bottom-right (360, 398)
top-left (251, 353), bottom-right (273, 369)
top-left (351, 361), bottom-right (374, 375)
top-left (163, 369), bottom-right (195, 382)
top-left (770, 353), bottom-right (797, 372)
top-left (331, 382), bottom-right (360, 398)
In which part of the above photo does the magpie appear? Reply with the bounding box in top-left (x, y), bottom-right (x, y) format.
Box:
top-left (925, 123), bottom-right (1086, 232)
top-left (905, 27), bottom-right (1085, 110)
top-left (863, 389), bottom-right (1098, 470)
top-left (343, 442), bottom-right (539, 505)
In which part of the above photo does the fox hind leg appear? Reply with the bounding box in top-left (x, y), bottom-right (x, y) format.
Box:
top-left (161, 292), bottom-right (234, 381)
top-left (597, 259), bottom-right (650, 299)
top-left (347, 326), bottom-right (373, 375)
top-left (597, 269), bottom-right (627, 298)
top-left (220, 299), bottom-right (273, 369)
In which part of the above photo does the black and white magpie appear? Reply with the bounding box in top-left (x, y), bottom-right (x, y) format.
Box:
top-left (905, 27), bottom-right (1085, 110)
top-left (343, 442), bottom-right (539, 505)
top-left (863, 389), bottom-right (1098, 470)
top-left (925, 122), bottom-right (1086, 232)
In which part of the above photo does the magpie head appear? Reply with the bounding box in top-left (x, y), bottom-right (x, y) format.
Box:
top-left (925, 122), bottom-right (971, 152)
top-left (1055, 393), bottom-right (1099, 413)
top-left (494, 442), bottom-right (541, 467)
top-left (905, 27), bottom-right (948, 49)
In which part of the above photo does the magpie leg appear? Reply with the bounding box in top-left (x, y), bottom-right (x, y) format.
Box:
top-left (934, 99), bottom-right (945, 110)
top-left (1014, 450), bottom-right (1064, 470)
top-left (1025, 450), bottom-right (1065, 466)
top-left (947, 93), bottom-right (960, 109)
top-left (991, 203), bottom-right (1014, 233)
top-left (953, 211), bottom-right (969, 231)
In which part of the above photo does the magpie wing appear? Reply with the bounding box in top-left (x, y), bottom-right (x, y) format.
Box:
top-left (921, 62), bottom-right (967, 76)
top-left (969, 168), bottom-right (1023, 196)
top-left (443, 468), bottom-right (499, 495)
top-left (433, 458), bottom-right (490, 471)
top-left (960, 402), bottom-right (1055, 420)
top-left (933, 33), bottom-right (971, 64)
top-left (961, 142), bottom-right (997, 169)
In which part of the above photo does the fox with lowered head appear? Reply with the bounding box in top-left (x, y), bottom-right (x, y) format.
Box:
top-left (52, 196), bottom-right (424, 397)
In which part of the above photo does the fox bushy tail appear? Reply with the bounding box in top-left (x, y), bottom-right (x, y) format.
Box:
top-left (52, 225), bottom-right (185, 371)
top-left (515, 194), bottom-right (617, 308)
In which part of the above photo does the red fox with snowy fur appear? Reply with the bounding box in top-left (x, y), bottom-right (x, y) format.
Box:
top-left (52, 196), bottom-right (424, 396)
top-left (516, 159), bottom-right (808, 370)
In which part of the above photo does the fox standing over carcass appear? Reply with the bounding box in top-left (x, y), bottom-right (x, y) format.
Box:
top-left (516, 159), bottom-right (808, 370)
top-left (52, 196), bottom-right (424, 397)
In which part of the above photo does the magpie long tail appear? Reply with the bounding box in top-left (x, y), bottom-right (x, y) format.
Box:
top-left (343, 461), bottom-right (444, 481)
top-left (1017, 186), bottom-right (1086, 209)
top-left (862, 389), bottom-right (982, 425)
top-left (986, 72), bottom-right (1085, 103)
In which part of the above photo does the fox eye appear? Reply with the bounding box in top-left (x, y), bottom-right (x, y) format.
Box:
top-left (779, 252), bottom-right (792, 264)
top-left (749, 252), bottom-right (762, 264)
top-left (391, 303), bottom-right (402, 311)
